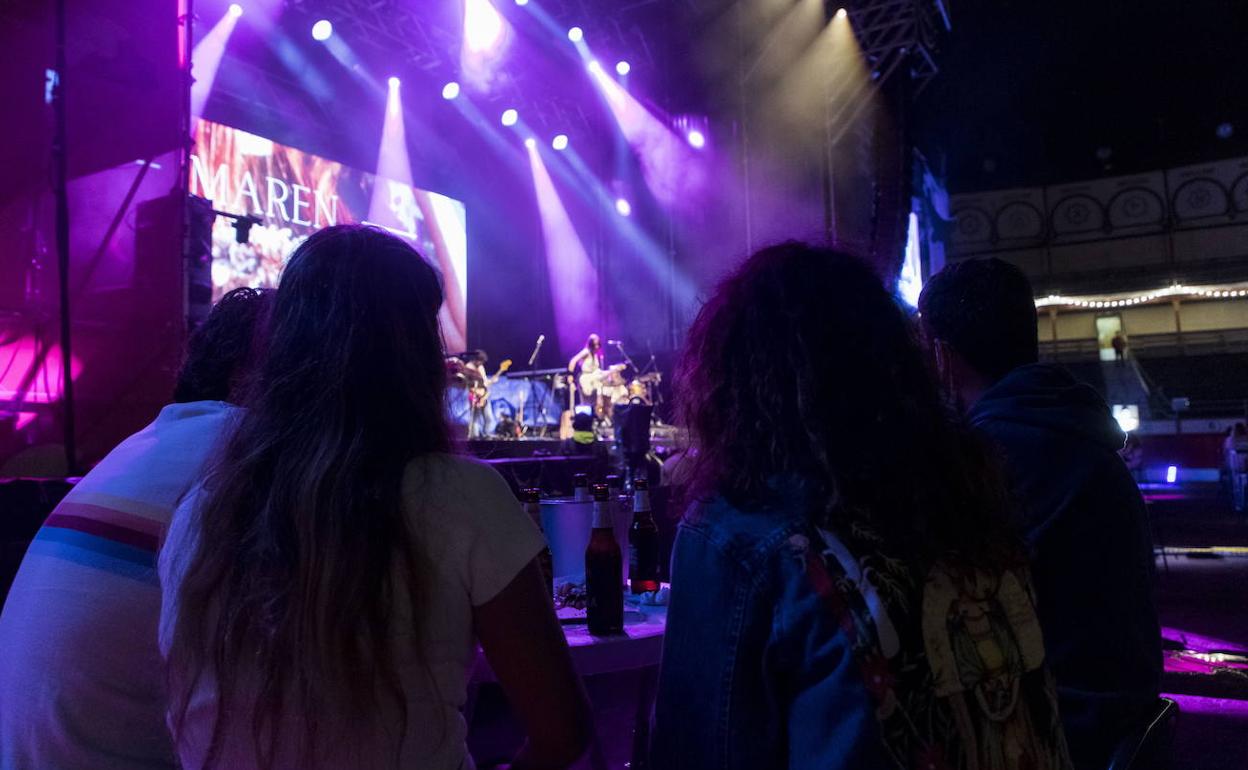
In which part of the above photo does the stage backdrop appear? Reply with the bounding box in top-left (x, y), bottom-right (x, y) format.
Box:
top-left (189, 120), bottom-right (469, 351)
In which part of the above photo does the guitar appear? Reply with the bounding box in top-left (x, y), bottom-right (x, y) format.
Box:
top-left (578, 364), bottom-right (626, 397)
top-left (468, 359), bottom-right (512, 409)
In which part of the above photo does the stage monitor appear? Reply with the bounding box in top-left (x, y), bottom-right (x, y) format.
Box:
top-left (188, 120), bottom-right (468, 351)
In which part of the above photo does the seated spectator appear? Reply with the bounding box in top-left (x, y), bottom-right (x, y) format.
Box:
top-left (0, 287), bottom-right (269, 770)
top-left (919, 258), bottom-right (1161, 769)
top-left (652, 243), bottom-right (1070, 770)
top-left (159, 225), bottom-right (590, 770)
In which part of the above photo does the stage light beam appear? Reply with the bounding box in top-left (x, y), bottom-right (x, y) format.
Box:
top-left (836, 8), bottom-right (847, 19)
top-left (501, 108), bottom-right (518, 126)
top-left (616, 60), bottom-right (631, 76)
top-left (686, 129), bottom-right (706, 149)
top-left (525, 142), bottom-right (600, 355)
top-left (567, 26), bottom-right (583, 42)
top-left (311, 19), bottom-right (332, 40)
top-left (552, 134), bottom-right (569, 150)
top-left (442, 81), bottom-right (461, 100)
top-left (464, 0), bottom-right (508, 54)
top-left (586, 60), bottom-right (708, 208)
top-left (190, 6), bottom-right (244, 117)
top-left (388, 76), bottom-right (401, 89)
top-left (524, 137), bottom-right (537, 149)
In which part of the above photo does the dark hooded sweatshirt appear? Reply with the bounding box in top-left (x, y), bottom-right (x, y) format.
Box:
top-left (969, 363), bottom-right (1162, 770)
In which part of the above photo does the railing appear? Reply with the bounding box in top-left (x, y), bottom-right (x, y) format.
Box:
top-left (1040, 328), bottom-right (1248, 361)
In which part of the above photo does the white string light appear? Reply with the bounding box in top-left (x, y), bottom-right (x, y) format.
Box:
top-left (1035, 283), bottom-right (1248, 309)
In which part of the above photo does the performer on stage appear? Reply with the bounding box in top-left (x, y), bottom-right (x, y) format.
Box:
top-left (567, 334), bottom-right (605, 408)
top-left (463, 350), bottom-right (493, 439)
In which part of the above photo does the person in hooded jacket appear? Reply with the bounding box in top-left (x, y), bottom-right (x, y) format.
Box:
top-left (919, 258), bottom-right (1162, 770)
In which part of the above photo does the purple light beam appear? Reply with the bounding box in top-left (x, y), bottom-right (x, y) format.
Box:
top-left (526, 142), bottom-right (601, 356)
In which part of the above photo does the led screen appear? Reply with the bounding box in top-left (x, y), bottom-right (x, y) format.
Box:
top-left (189, 120), bottom-right (468, 351)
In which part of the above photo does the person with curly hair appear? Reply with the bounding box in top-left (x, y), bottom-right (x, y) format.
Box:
top-left (651, 243), bottom-right (1071, 770)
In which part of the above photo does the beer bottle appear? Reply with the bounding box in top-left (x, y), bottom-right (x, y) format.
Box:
top-left (629, 477), bottom-right (661, 594)
top-left (572, 473), bottom-right (590, 501)
top-left (585, 483), bottom-right (624, 635)
top-left (520, 488), bottom-right (555, 598)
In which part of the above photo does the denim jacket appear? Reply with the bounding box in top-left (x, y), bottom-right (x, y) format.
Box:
top-left (650, 491), bottom-right (1071, 770)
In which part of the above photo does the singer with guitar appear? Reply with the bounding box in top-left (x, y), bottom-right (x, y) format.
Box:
top-left (463, 350), bottom-right (512, 439)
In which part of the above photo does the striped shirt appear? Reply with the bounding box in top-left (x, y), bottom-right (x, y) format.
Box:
top-left (0, 401), bottom-right (237, 770)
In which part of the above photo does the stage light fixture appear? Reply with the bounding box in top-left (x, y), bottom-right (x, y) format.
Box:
top-left (388, 76), bottom-right (401, 89)
top-left (836, 7), bottom-right (847, 18)
top-left (501, 108), bottom-right (518, 126)
top-left (686, 129), bottom-right (706, 149)
top-left (524, 137), bottom-right (537, 149)
top-left (311, 19), bottom-right (332, 40)
top-left (615, 60), bottom-right (631, 76)
top-left (552, 134), bottom-right (569, 151)
top-left (567, 26), bottom-right (583, 42)
top-left (615, 198), bottom-right (632, 217)
top-left (228, 3), bottom-right (243, 16)
top-left (586, 59), bottom-right (603, 74)
top-left (515, 0), bottom-right (529, 5)
top-left (441, 81), bottom-right (461, 100)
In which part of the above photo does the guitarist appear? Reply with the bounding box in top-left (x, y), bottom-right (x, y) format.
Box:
top-left (463, 350), bottom-right (511, 439)
top-left (567, 334), bottom-right (605, 407)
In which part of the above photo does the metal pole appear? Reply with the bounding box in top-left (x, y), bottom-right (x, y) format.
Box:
top-left (53, 0), bottom-right (78, 475)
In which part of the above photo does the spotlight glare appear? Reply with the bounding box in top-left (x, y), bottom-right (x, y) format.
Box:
top-left (836, 7), bottom-right (847, 18)
top-left (388, 76), bottom-right (401, 89)
top-left (567, 26), bottom-right (583, 42)
top-left (615, 60), bottom-right (631, 76)
top-left (552, 134), bottom-right (568, 151)
top-left (524, 137), bottom-right (537, 149)
top-left (614, 197), bottom-right (632, 217)
top-left (501, 108), bottom-right (519, 126)
top-left (441, 81), bottom-right (461, 100)
top-left (228, 3), bottom-right (243, 16)
top-left (686, 129), bottom-right (706, 149)
top-left (516, 0), bottom-right (529, 5)
top-left (311, 19), bottom-right (333, 40)
top-left (586, 59), bottom-right (603, 74)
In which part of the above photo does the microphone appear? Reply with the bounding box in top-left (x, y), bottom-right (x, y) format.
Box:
top-left (528, 334), bottom-right (546, 367)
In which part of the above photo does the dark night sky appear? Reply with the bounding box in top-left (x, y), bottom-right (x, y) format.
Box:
top-left (914, 0), bottom-right (1248, 193)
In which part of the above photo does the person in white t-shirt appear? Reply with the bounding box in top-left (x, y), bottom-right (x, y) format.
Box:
top-left (159, 225), bottom-right (591, 770)
top-left (0, 287), bottom-right (270, 770)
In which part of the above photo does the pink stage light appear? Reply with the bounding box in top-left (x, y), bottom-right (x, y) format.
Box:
top-left (190, 7), bottom-right (244, 117)
top-left (525, 142), bottom-right (600, 356)
top-left (0, 337), bottom-right (83, 407)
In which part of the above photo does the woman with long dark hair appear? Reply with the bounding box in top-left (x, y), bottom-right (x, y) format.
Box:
top-left (651, 243), bottom-right (1070, 770)
top-left (159, 226), bottom-right (590, 769)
